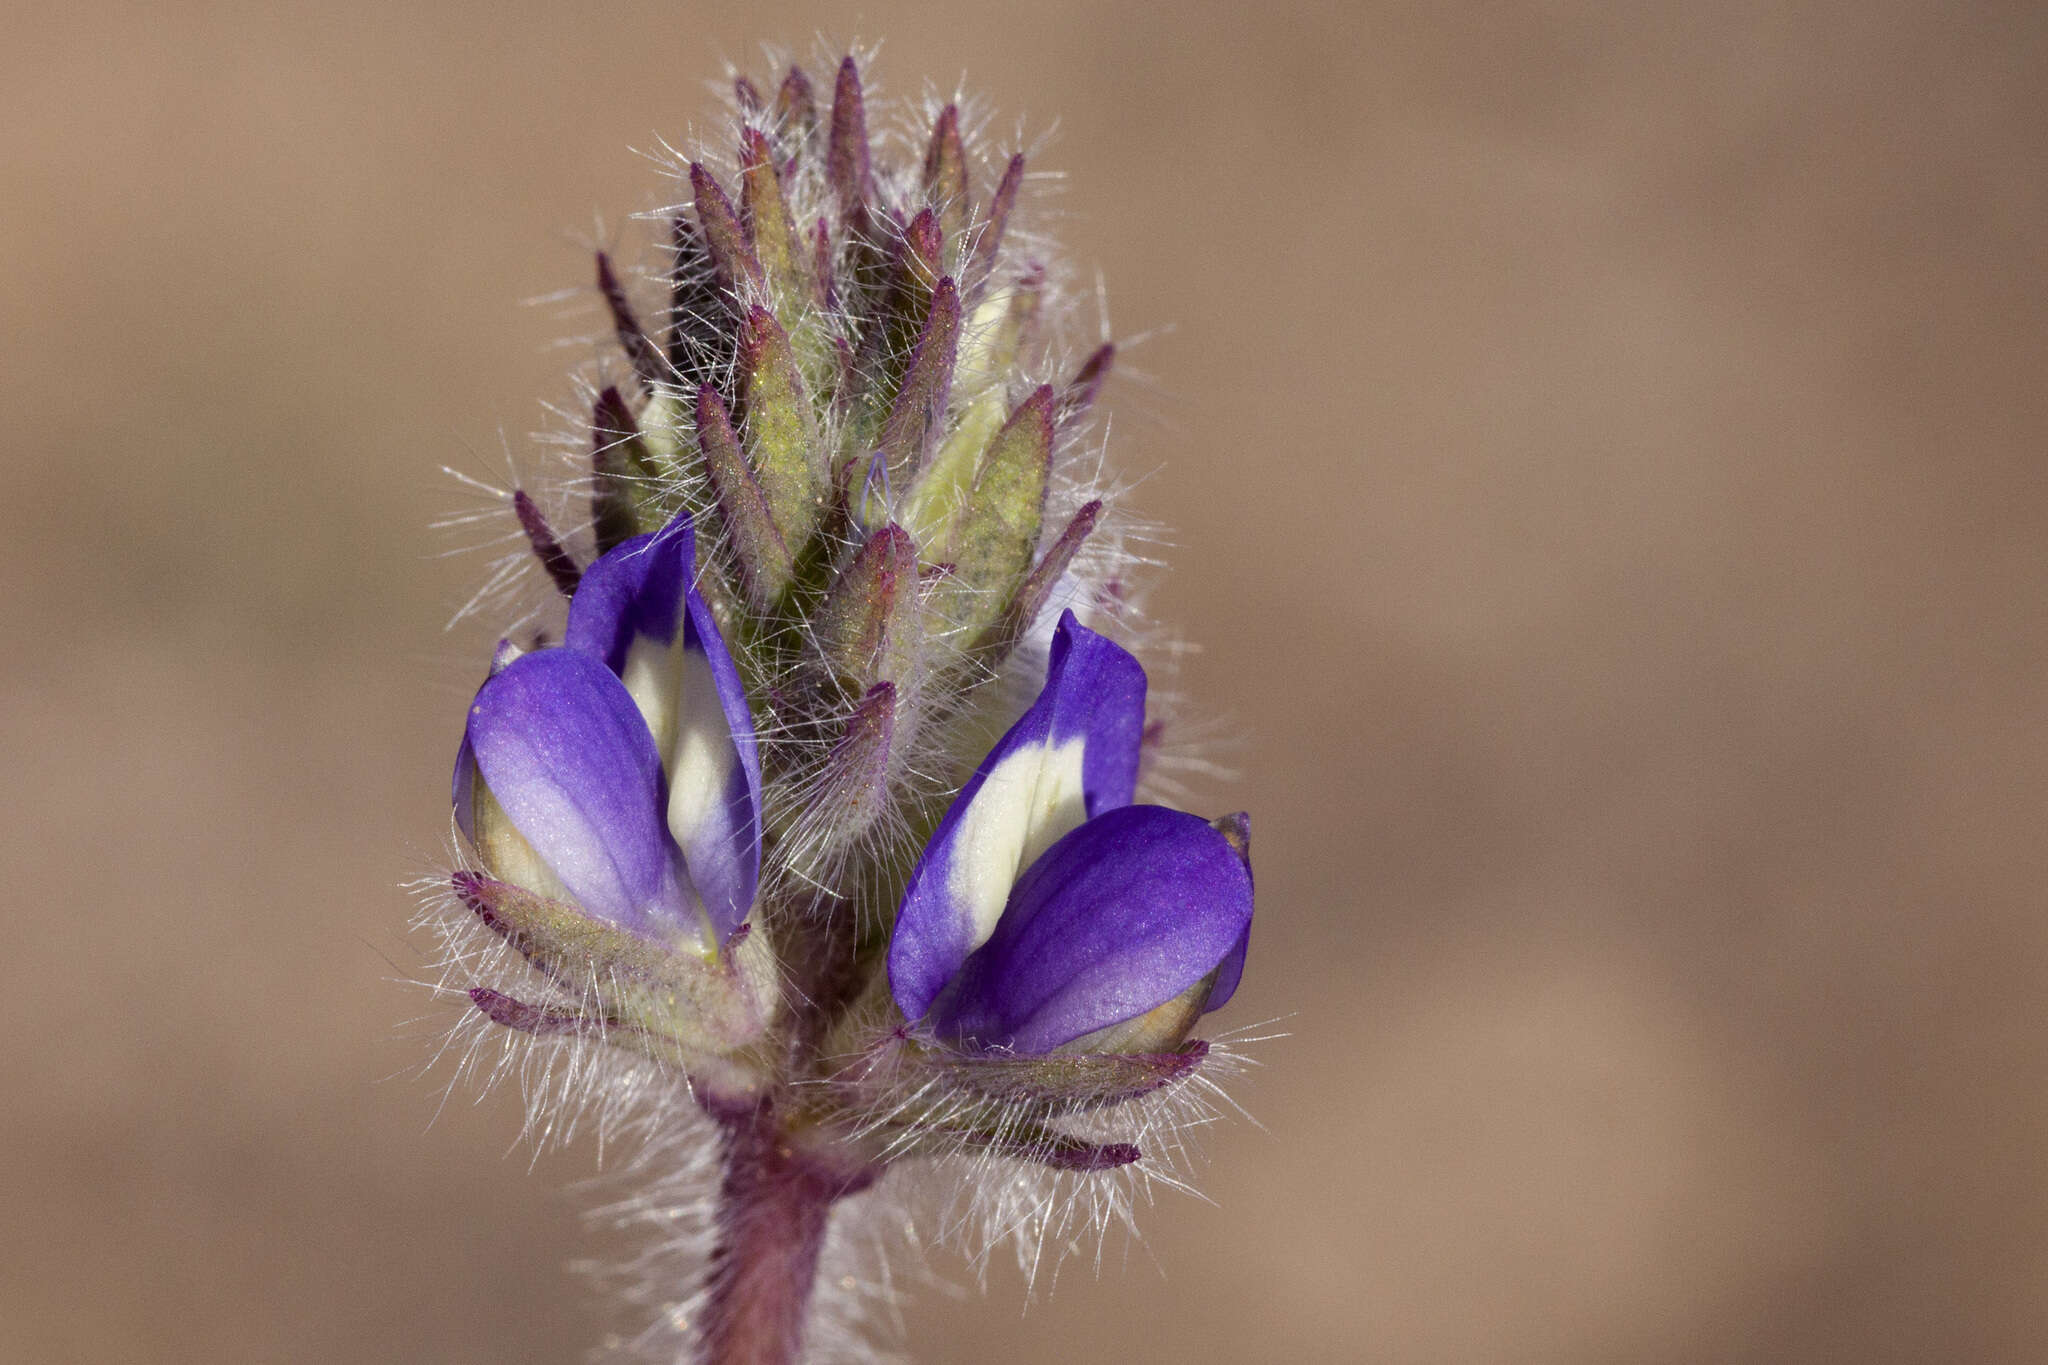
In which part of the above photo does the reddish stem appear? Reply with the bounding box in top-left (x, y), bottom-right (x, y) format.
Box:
top-left (695, 1105), bottom-right (871, 1365)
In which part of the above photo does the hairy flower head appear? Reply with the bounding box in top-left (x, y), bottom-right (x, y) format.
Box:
top-left (416, 48), bottom-right (1265, 1363)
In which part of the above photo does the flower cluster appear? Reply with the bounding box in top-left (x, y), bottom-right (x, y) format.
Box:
top-left (426, 51), bottom-right (1258, 1364)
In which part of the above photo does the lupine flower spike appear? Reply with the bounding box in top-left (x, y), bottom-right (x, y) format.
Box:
top-left (419, 50), bottom-right (1261, 1364)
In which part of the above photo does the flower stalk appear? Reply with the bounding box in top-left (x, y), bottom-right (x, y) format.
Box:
top-left (697, 1101), bottom-right (876, 1365)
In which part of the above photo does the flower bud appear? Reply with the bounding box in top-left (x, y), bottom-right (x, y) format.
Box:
top-left (889, 613), bottom-right (1254, 1056)
top-left (450, 511), bottom-right (774, 1076)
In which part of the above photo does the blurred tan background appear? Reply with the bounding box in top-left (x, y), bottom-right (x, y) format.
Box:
top-left (6, 2), bottom-right (2046, 1361)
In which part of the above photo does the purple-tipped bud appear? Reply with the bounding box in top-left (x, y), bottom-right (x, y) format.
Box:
top-left (735, 306), bottom-right (823, 551)
top-left (589, 387), bottom-right (652, 553)
top-left (968, 153), bottom-right (1025, 296)
top-left (691, 162), bottom-right (764, 294)
top-left (697, 385), bottom-right (794, 606)
top-left (773, 65), bottom-right (817, 151)
top-left (816, 523), bottom-right (921, 689)
top-left (847, 212), bottom-right (948, 435)
top-left (740, 129), bottom-right (807, 300)
top-left (922, 104), bottom-right (969, 248)
top-left (826, 57), bottom-right (870, 218)
top-left (873, 275), bottom-right (960, 488)
top-left (898, 209), bottom-right (944, 291)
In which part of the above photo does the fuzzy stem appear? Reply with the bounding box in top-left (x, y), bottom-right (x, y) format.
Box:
top-left (696, 1105), bottom-right (866, 1365)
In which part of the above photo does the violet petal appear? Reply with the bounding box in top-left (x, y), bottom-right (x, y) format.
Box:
top-left (452, 637), bottom-right (526, 845)
top-left (1205, 926), bottom-right (1251, 1014)
top-left (563, 513), bottom-right (694, 672)
top-left (888, 611), bottom-right (1146, 1021)
top-left (672, 573), bottom-right (765, 938)
top-left (564, 512), bottom-right (763, 939)
top-left (464, 649), bottom-right (698, 941)
top-left (929, 804), bottom-right (1253, 1054)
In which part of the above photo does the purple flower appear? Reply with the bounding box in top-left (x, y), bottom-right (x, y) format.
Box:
top-left (454, 511), bottom-right (763, 951)
top-left (888, 612), bottom-right (1253, 1054)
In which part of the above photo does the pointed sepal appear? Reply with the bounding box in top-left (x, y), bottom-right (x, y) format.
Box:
top-left (872, 273), bottom-right (959, 492)
top-left (923, 1120), bottom-right (1141, 1172)
top-left (968, 153), bottom-right (1025, 298)
top-left (772, 65), bottom-right (818, 156)
top-left (942, 384), bottom-right (1052, 620)
top-left (922, 104), bottom-right (969, 249)
top-left (736, 306), bottom-right (824, 553)
top-left (593, 383), bottom-right (667, 481)
top-left (815, 523), bottom-right (921, 690)
top-left (826, 56), bottom-right (871, 218)
top-left (590, 386), bottom-right (653, 552)
top-left (740, 128), bottom-right (809, 305)
top-left (453, 871), bottom-right (780, 1076)
top-left (596, 250), bottom-right (666, 394)
top-left (513, 490), bottom-right (581, 598)
top-left (1057, 342), bottom-right (1113, 433)
top-left (696, 384), bottom-right (794, 606)
top-left (979, 498), bottom-right (1101, 659)
top-left (691, 162), bottom-right (764, 296)
top-left (467, 986), bottom-right (592, 1037)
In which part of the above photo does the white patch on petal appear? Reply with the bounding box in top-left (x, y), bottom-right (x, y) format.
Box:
top-left (610, 631), bottom-right (741, 904)
top-left (1060, 972), bottom-right (1215, 1055)
top-left (946, 737), bottom-right (1088, 952)
top-left (470, 767), bottom-right (569, 901)
top-left (664, 645), bottom-right (737, 851)
top-left (616, 633), bottom-right (683, 757)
